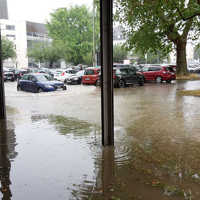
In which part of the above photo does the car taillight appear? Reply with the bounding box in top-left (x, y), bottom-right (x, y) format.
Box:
top-left (61, 72), bottom-right (65, 76)
top-left (113, 74), bottom-right (116, 79)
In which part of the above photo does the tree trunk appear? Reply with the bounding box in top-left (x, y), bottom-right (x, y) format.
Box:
top-left (176, 39), bottom-right (188, 76)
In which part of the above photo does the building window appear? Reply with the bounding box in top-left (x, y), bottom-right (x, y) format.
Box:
top-left (6, 25), bottom-right (15, 30)
top-left (6, 34), bottom-right (16, 39)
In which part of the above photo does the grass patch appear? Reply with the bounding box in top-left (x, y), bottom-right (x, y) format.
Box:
top-left (176, 73), bottom-right (200, 80)
top-left (177, 89), bottom-right (200, 97)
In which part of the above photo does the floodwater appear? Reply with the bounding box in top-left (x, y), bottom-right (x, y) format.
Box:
top-left (1, 80), bottom-right (200, 200)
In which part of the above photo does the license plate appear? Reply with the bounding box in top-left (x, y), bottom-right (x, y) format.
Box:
top-left (85, 78), bottom-right (90, 80)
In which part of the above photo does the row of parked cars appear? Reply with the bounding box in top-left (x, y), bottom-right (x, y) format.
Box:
top-left (3, 63), bottom-right (176, 93)
top-left (71, 64), bottom-right (176, 88)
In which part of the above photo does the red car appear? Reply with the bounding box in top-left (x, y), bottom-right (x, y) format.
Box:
top-left (141, 65), bottom-right (176, 83)
top-left (82, 67), bottom-right (100, 85)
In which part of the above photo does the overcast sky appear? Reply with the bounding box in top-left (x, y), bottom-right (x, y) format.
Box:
top-left (7, 0), bottom-right (93, 23)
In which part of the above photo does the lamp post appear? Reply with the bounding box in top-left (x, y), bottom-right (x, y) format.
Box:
top-left (0, 23), bottom-right (6, 119)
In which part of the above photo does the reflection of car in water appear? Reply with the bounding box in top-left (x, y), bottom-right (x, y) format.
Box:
top-left (17, 73), bottom-right (67, 93)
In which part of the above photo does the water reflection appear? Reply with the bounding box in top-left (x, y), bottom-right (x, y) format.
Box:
top-left (0, 120), bottom-right (17, 200)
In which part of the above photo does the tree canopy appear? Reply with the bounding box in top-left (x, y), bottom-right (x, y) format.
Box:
top-left (113, 44), bottom-right (128, 63)
top-left (27, 42), bottom-right (62, 67)
top-left (47, 6), bottom-right (95, 65)
top-left (1, 37), bottom-right (16, 61)
top-left (115, 0), bottom-right (200, 75)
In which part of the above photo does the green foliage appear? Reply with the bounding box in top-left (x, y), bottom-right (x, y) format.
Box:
top-left (1, 37), bottom-right (16, 61)
top-left (47, 6), bottom-right (98, 65)
top-left (115, 0), bottom-right (200, 75)
top-left (132, 49), bottom-right (169, 64)
top-left (113, 44), bottom-right (128, 63)
top-left (27, 42), bottom-right (62, 67)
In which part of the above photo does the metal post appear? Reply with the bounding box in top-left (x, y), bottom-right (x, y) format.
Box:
top-left (100, 0), bottom-right (114, 146)
top-left (0, 26), bottom-right (6, 119)
top-left (93, 0), bottom-right (96, 67)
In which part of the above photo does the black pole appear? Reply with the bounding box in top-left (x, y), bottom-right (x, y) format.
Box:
top-left (100, 0), bottom-right (114, 146)
top-left (0, 28), bottom-right (6, 119)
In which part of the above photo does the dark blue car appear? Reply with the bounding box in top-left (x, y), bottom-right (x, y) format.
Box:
top-left (17, 73), bottom-right (67, 93)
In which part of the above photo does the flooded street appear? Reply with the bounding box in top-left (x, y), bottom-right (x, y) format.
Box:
top-left (1, 80), bottom-right (200, 200)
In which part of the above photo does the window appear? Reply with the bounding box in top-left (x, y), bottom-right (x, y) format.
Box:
top-left (21, 75), bottom-right (29, 80)
top-left (129, 68), bottom-right (136, 74)
top-left (149, 67), bottom-right (161, 71)
top-left (117, 68), bottom-right (129, 75)
top-left (6, 34), bottom-right (15, 39)
top-left (6, 25), bottom-right (15, 30)
top-left (142, 67), bottom-right (149, 72)
top-left (85, 70), bottom-right (95, 75)
top-left (29, 76), bottom-right (37, 82)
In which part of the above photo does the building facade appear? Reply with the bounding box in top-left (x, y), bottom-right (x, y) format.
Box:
top-left (0, 19), bottom-right (50, 68)
top-left (0, 0), bottom-right (8, 19)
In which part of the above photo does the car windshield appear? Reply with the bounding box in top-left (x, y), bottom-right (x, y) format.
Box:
top-left (116, 68), bottom-right (129, 75)
top-left (36, 75), bottom-right (48, 82)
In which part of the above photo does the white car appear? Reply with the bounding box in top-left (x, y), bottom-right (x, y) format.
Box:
top-left (54, 68), bottom-right (78, 82)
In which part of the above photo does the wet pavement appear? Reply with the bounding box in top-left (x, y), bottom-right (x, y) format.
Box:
top-left (1, 80), bottom-right (200, 200)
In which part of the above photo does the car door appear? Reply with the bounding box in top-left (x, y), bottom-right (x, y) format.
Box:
top-left (141, 67), bottom-right (151, 80)
top-left (29, 75), bottom-right (38, 92)
top-left (20, 74), bottom-right (29, 91)
top-left (128, 68), bottom-right (138, 84)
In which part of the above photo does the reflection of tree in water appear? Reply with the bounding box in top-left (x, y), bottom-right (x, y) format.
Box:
top-left (31, 114), bottom-right (100, 137)
top-left (0, 120), bottom-right (18, 200)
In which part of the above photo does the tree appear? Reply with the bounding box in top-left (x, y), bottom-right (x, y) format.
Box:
top-left (27, 42), bottom-right (62, 67)
top-left (47, 6), bottom-right (95, 65)
top-left (1, 37), bottom-right (16, 61)
top-left (113, 44), bottom-right (128, 63)
top-left (132, 49), bottom-right (169, 64)
top-left (115, 0), bottom-right (200, 76)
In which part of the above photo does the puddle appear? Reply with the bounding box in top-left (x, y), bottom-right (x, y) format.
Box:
top-left (2, 81), bottom-right (200, 199)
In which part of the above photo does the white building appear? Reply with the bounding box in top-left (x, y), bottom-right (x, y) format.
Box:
top-left (0, 19), bottom-right (50, 69)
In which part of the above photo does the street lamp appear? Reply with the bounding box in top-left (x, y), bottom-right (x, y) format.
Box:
top-left (0, 23), bottom-right (6, 119)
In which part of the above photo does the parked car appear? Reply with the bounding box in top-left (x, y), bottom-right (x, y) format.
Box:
top-left (96, 66), bottom-right (144, 88)
top-left (3, 71), bottom-right (15, 81)
top-left (15, 69), bottom-right (29, 80)
top-left (54, 68), bottom-right (77, 82)
top-left (141, 65), bottom-right (176, 83)
top-left (17, 73), bottom-right (66, 93)
top-left (65, 70), bottom-right (85, 85)
top-left (82, 67), bottom-right (101, 85)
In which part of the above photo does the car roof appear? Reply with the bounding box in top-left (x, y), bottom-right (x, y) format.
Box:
top-left (85, 67), bottom-right (100, 70)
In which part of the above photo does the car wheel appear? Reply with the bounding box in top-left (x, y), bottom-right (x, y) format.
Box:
top-left (138, 80), bottom-right (144, 86)
top-left (37, 88), bottom-right (43, 93)
top-left (63, 85), bottom-right (67, 90)
top-left (156, 76), bottom-right (162, 83)
top-left (17, 85), bottom-right (21, 91)
top-left (118, 80), bottom-right (126, 88)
